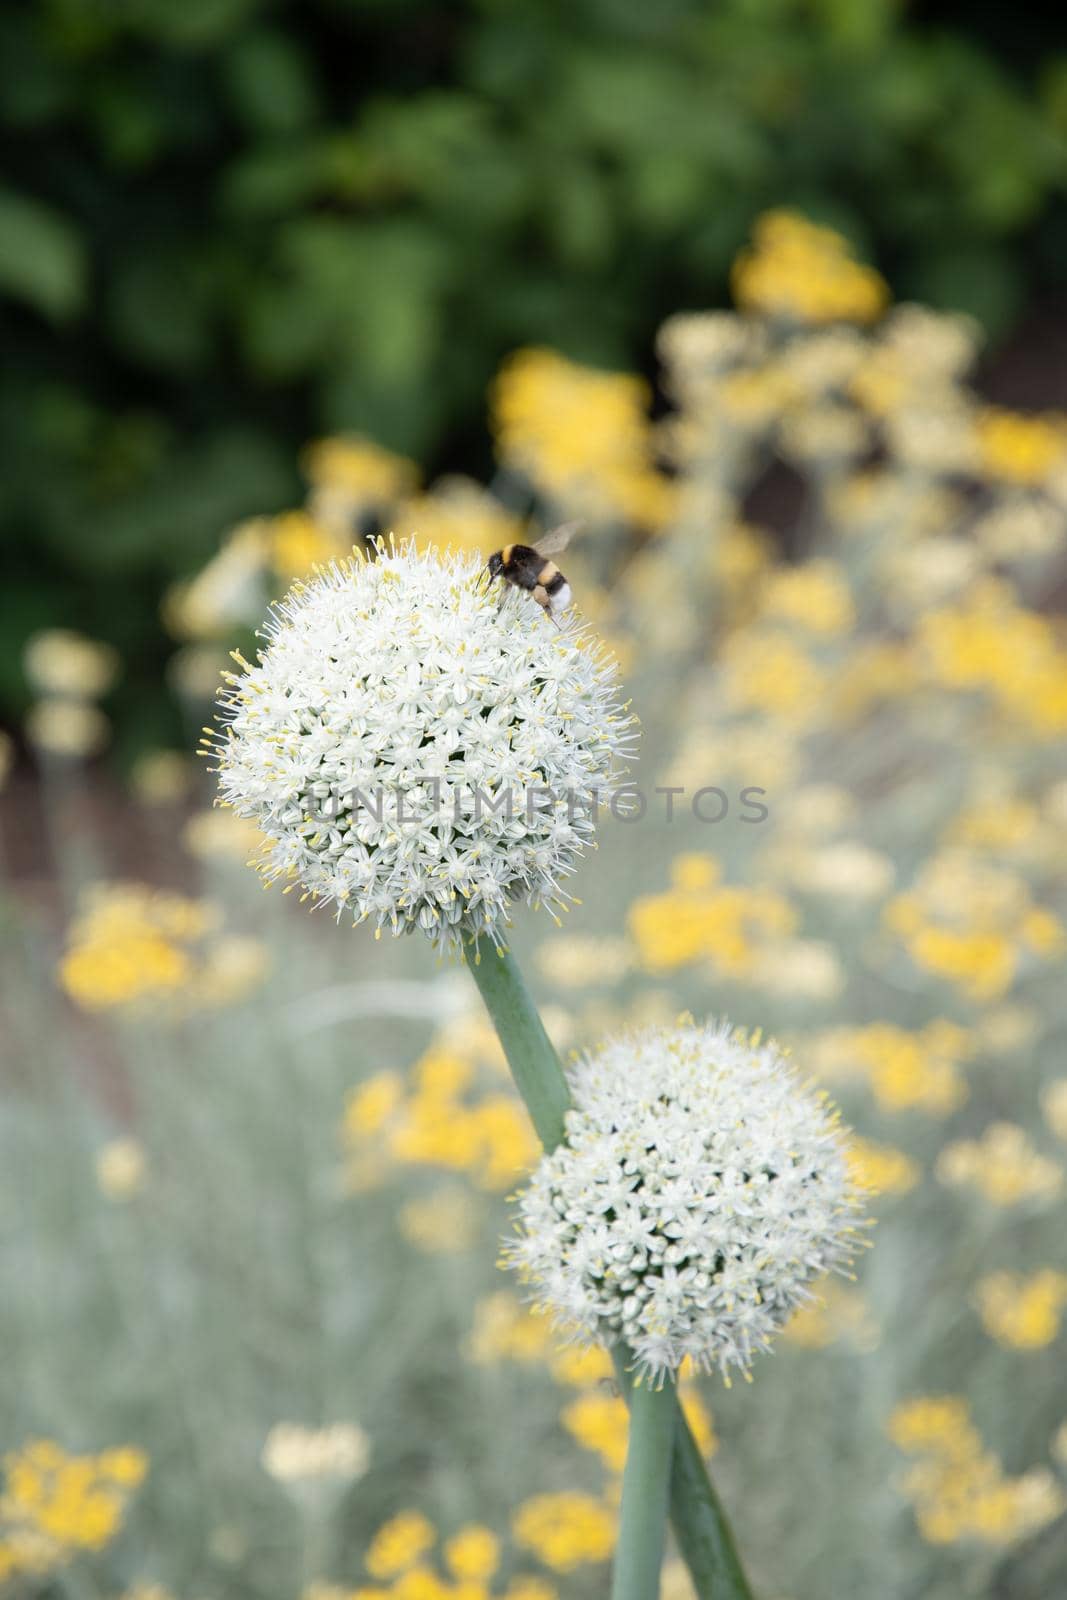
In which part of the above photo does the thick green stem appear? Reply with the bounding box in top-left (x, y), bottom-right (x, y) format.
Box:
top-left (463, 936), bottom-right (756, 1600)
top-left (611, 1373), bottom-right (675, 1600)
top-left (669, 1402), bottom-right (755, 1597)
top-left (463, 936), bottom-right (570, 1149)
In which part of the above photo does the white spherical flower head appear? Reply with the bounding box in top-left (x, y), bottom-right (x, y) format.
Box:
top-left (506, 1021), bottom-right (866, 1383)
top-left (209, 540), bottom-right (635, 952)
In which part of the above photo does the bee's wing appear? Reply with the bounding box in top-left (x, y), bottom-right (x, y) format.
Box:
top-left (533, 521), bottom-right (582, 559)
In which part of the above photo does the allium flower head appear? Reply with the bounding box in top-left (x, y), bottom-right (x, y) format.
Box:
top-left (506, 1020), bottom-right (865, 1382)
top-left (208, 540), bottom-right (634, 952)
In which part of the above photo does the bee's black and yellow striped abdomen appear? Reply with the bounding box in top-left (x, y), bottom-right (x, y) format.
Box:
top-left (488, 541), bottom-right (573, 621)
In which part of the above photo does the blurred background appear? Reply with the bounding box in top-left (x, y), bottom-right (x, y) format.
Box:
top-left (3, 3), bottom-right (1067, 1599)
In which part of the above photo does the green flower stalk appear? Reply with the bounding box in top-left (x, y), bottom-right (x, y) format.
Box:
top-left (464, 939), bottom-right (756, 1600)
top-left (611, 1374), bottom-right (675, 1600)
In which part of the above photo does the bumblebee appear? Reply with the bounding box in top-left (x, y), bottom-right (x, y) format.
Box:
top-left (485, 523), bottom-right (579, 624)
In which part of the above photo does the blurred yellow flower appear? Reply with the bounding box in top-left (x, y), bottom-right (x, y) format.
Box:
top-left (560, 1392), bottom-right (630, 1474)
top-left (731, 210), bottom-right (888, 325)
top-left (810, 1021), bottom-right (972, 1116)
top-left (343, 1044), bottom-right (538, 1194)
top-left (936, 1123), bottom-right (1062, 1208)
top-left (443, 1525), bottom-right (500, 1583)
top-left (511, 1493), bottom-right (615, 1572)
top-left (0, 1439), bottom-right (147, 1579)
top-left (23, 629), bottom-right (120, 699)
top-left (974, 407), bottom-right (1067, 487)
top-left (885, 850), bottom-right (1063, 1001)
top-left (718, 630), bottom-right (825, 723)
top-left (759, 561), bottom-right (855, 637)
top-left (888, 1396), bottom-right (1064, 1547)
top-left (782, 1283), bottom-right (879, 1352)
top-left (918, 580), bottom-right (1067, 738)
top-left (628, 854), bottom-right (795, 977)
top-left (394, 478), bottom-right (524, 561)
top-left (365, 1511), bottom-right (437, 1580)
top-left (466, 1292), bottom-right (555, 1367)
top-left (888, 1397), bottom-right (979, 1459)
top-left (846, 1135), bottom-right (919, 1196)
top-left (266, 510), bottom-right (347, 584)
top-left (973, 1270), bottom-right (1067, 1350)
top-left (58, 883), bottom-right (267, 1015)
top-left (491, 348), bottom-right (672, 530)
top-left (302, 435), bottom-right (419, 535)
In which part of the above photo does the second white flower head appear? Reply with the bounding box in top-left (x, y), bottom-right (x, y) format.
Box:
top-left (506, 1020), bottom-right (865, 1383)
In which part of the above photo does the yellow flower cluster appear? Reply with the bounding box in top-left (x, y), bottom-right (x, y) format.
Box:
top-left (510, 1494), bottom-right (615, 1573)
top-left (781, 1282), bottom-right (879, 1352)
top-left (343, 1046), bottom-right (538, 1196)
top-left (885, 850), bottom-right (1063, 1002)
top-left (809, 1021), bottom-right (973, 1115)
top-left (467, 1291), bottom-right (616, 1389)
top-left (302, 435), bottom-right (419, 532)
top-left (758, 561), bottom-right (855, 637)
top-left (491, 348), bottom-right (673, 529)
top-left (467, 1288), bottom-right (717, 1490)
top-left (312, 1509), bottom-right (558, 1599)
top-left (731, 211), bottom-right (889, 325)
top-left (846, 1135), bottom-right (920, 1197)
top-left (58, 882), bottom-right (269, 1015)
top-left (560, 1381), bottom-right (716, 1477)
top-left (917, 581), bottom-right (1067, 738)
top-left (936, 1123), bottom-right (1063, 1208)
top-left (392, 478), bottom-right (524, 561)
top-left (888, 1397), bottom-right (1064, 1546)
top-left (717, 630), bottom-right (826, 723)
top-left (0, 1439), bottom-right (147, 1582)
top-left (628, 854), bottom-right (795, 977)
top-left (165, 436), bottom-right (417, 643)
top-left (945, 793), bottom-right (1047, 861)
top-left (974, 406), bottom-right (1067, 487)
top-left (973, 1270), bottom-right (1067, 1350)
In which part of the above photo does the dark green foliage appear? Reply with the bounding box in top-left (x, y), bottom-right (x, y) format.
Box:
top-left (1, 0), bottom-right (1064, 745)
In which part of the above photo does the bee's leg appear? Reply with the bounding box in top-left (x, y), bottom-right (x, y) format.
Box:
top-left (494, 582), bottom-right (509, 615)
top-left (532, 584), bottom-right (560, 628)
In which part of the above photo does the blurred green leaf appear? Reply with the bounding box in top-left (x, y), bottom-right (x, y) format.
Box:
top-left (223, 28), bottom-right (319, 135)
top-left (0, 188), bottom-right (87, 319)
